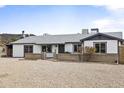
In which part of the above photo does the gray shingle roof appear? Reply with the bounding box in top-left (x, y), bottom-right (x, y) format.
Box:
top-left (11, 32), bottom-right (123, 44)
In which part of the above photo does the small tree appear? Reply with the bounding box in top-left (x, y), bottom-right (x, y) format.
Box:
top-left (78, 46), bottom-right (83, 53)
top-left (85, 46), bottom-right (96, 61)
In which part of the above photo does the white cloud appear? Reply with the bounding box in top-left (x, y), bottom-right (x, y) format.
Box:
top-left (107, 5), bottom-right (124, 10)
top-left (92, 19), bottom-right (112, 28)
top-left (91, 17), bottom-right (124, 32)
top-left (105, 5), bottom-right (124, 13)
top-left (91, 5), bottom-right (124, 33)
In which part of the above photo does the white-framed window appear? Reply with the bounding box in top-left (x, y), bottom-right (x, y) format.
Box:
top-left (94, 42), bottom-right (107, 53)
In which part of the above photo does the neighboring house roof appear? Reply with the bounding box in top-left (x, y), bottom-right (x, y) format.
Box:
top-left (11, 32), bottom-right (123, 44)
top-left (0, 34), bottom-right (35, 46)
top-left (80, 33), bottom-right (124, 42)
top-left (0, 34), bottom-right (35, 39)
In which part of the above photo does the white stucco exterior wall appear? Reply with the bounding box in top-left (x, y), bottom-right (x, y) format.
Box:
top-left (84, 40), bottom-right (118, 54)
top-left (13, 45), bottom-right (24, 57)
top-left (52, 45), bottom-right (58, 54)
top-left (107, 40), bottom-right (118, 53)
top-left (33, 45), bottom-right (41, 54)
top-left (65, 44), bottom-right (73, 53)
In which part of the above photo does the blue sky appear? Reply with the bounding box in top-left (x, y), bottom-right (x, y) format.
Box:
top-left (0, 5), bottom-right (124, 35)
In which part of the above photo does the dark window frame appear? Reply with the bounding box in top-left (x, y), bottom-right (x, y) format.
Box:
top-left (73, 44), bottom-right (81, 52)
top-left (24, 45), bottom-right (33, 53)
top-left (42, 45), bottom-right (52, 53)
top-left (47, 45), bottom-right (52, 53)
top-left (93, 42), bottom-right (107, 53)
top-left (58, 44), bottom-right (65, 53)
top-left (42, 45), bottom-right (47, 52)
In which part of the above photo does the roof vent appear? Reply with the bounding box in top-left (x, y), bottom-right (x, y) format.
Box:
top-left (91, 28), bottom-right (99, 33)
top-left (82, 29), bottom-right (89, 34)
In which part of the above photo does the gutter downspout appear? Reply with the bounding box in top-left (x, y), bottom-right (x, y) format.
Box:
top-left (82, 41), bottom-right (84, 62)
top-left (117, 40), bottom-right (119, 64)
top-left (82, 41), bottom-right (84, 54)
top-left (41, 45), bottom-right (42, 59)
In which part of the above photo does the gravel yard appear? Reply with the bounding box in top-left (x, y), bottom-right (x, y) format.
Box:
top-left (0, 58), bottom-right (124, 88)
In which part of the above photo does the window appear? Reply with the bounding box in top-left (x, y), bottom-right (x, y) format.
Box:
top-left (74, 45), bottom-right (78, 52)
top-left (58, 44), bottom-right (65, 53)
top-left (95, 43), bottom-right (100, 53)
top-left (24, 45), bottom-right (33, 53)
top-left (42, 45), bottom-right (52, 53)
top-left (47, 45), bottom-right (52, 53)
top-left (74, 44), bottom-right (81, 52)
top-left (42, 46), bottom-right (46, 52)
top-left (94, 42), bottom-right (106, 53)
top-left (101, 43), bottom-right (106, 53)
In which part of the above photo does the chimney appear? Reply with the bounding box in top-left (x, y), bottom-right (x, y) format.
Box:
top-left (43, 33), bottom-right (50, 36)
top-left (22, 30), bottom-right (26, 38)
top-left (82, 29), bottom-right (89, 34)
top-left (91, 28), bottom-right (99, 33)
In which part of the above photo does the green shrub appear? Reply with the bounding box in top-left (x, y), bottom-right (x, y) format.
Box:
top-left (85, 46), bottom-right (96, 61)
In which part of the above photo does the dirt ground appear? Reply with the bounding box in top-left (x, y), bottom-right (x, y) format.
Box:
top-left (0, 58), bottom-right (124, 88)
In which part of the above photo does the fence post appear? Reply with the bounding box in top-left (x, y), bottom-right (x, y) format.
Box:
top-left (42, 52), bottom-right (46, 60)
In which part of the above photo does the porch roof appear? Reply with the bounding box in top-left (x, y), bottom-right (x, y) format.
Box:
top-left (80, 33), bottom-right (124, 42)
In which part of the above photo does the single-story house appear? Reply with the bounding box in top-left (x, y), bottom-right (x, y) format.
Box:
top-left (9, 30), bottom-right (123, 62)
